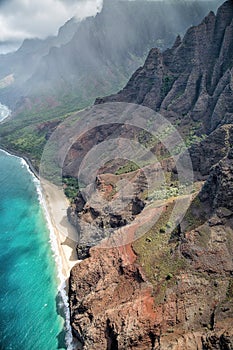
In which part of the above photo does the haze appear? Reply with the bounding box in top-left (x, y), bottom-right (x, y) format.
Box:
top-left (0, 0), bottom-right (222, 54)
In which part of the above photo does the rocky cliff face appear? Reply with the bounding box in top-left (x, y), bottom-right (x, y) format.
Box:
top-left (0, 0), bottom-right (222, 111)
top-left (70, 210), bottom-right (233, 349)
top-left (69, 1), bottom-right (233, 349)
top-left (67, 171), bottom-right (147, 259)
top-left (96, 0), bottom-right (233, 136)
top-left (69, 168), bottom-right (233, 349)
top-left (190, 125), bottom-right (232, 177)
top-left (0, 0), bottom-right (223, 170)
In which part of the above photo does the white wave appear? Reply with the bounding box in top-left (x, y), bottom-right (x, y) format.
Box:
top-left (38, 188), bottom-right (75, 350)
top-left (24, 163), bottom-right (75, 350)
top-left (0, 149), bottom-right (75, 350)
top-left (0, 103), bottom-right (11, 122)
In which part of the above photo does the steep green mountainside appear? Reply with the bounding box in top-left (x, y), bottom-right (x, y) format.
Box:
top-left (0, 0), bottom-right (222, 168)
top-left (97, 1), bottom-right (233, 137)
top-left (0, 0), bottom-right (222, 110)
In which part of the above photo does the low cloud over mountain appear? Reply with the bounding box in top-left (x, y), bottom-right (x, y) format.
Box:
top-left (0, 0), bottom-right (102, 53)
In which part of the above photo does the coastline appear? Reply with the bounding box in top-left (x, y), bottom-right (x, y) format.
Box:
top-left (0, 147), bottom-right (79, 350)
top-left (0, 145), bottom-right (40, 179)
top-left (0, 103), bottom-right (11, 123)
top-left (0, 146), bottom-right (79, 279)
top-left (40, 179), bottom-right (79, 279)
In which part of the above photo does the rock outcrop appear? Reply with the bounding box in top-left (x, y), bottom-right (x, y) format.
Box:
top-left (67, 171), bottom-right (147, 256)
top-left (199, 155), bottom-right (233, 211)
top-left (70, 216), bottom-right (233, 349)
top-left (70, 245), bottom-right (158, 349)
top-left (69, 156), bottom-right (233, 348)
top-left (190, 125), bottom-right (233, 178)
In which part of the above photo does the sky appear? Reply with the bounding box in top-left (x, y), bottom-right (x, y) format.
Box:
top-left (0, 0), bottom-right (103, 53)
top-left (0, 0), bottom-right (223, 54)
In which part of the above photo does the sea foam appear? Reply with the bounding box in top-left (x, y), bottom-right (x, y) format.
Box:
top-left (38, 188), bottom-right (75, 350)
top-left (2, 149), bottom-right (75, 350)
top-left (0, 103), bottom-right (11, 122)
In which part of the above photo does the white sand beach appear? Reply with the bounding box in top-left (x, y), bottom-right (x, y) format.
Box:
top-left (40, 179), bottom-right (79, 280)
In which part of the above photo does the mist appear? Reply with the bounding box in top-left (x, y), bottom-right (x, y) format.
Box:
top-left (0, 0), bottom-right (224, 110)
top-left (0, 0), bottom-right (103, 53)
top-left (0, 0), bottom-right (223, 54)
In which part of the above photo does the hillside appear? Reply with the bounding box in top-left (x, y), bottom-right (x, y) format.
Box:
top-left (0, 18), bottom-right (79, 107)
top-left (0, 0), bottom-right (222, 170)
top-left (0, 0), bottom-right (222, 111)
top-left (68, 1), bottom-right (233, 349)
top-left (96, 1), bottom-right (233, 136)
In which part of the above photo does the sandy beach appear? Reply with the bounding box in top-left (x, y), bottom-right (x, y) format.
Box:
top-left (0, 145), bottom-right (79, 281)
top-left (41, 179), bottom-right (79, 280)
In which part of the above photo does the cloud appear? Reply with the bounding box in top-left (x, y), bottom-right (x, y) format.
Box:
top-left (0, 0), bottom-right (222, 54)
top-left (0, 0), bottom-right (103, 48)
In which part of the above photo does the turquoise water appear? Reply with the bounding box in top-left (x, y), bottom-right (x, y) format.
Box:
top-left (0, 149), bottom-right (68, 350)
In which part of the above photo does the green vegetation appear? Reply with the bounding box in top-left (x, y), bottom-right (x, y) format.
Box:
top-left (5, 127), bottom-right (46, 169)
top-left (115, 161), bottom-right (140, 175)
top-left (133, 202), bottom-right (187, 303)
top-left (160, 75), bottom-right (176, 97)
top-left (169, 126), bottom-right (206, 155)
top-left (0, 70), bottom-right (132, 170)
top-left (148, 183), bottom-right (192, 201)
top-left (185, 130), bottom-right (206, 148)
top-left (138, 129), bottom-right (158, 149)
top-left (62, 176), bottom-right (80, 202)
top-left (0, 99), bottom-right (78, 169)
top-left (183, 195), bottom-right (206, 232)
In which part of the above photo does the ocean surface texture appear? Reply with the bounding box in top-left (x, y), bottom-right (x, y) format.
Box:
top-left (0, 149), bottom-right (67, 350)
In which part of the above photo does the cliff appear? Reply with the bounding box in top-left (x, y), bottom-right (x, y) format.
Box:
top-left (96, 0), bottom-right (233, 136)
top-left (69, 167), bottom-right (233, 349)
top-left (0, 0), bottom-right (221, 112)
top-left (0, 0), bottom-right (223, 169)
top-left (69, 1), bottom-right (233, 349)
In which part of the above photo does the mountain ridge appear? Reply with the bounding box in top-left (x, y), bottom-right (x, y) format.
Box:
top-left (96, 0), bottom-right (233, 136)
top-left (0, 0), bottom-right (222, 111)
top-left (0, 0), bottom-right (223, 171)
top-left (68, 1), bottom-right (233, 348)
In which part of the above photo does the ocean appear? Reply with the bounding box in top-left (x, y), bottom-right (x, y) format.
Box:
top-left (0, 107), bottom-right (72, 349)
top-left (0, 104), bottom-right (11, 122)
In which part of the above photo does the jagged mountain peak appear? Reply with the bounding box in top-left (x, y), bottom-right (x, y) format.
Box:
top-left (96, 0), bottom-right (233, 134)
top-left (216, 0), bottom-right (233, 19)
top-left (0, 0), bottom-right (223, 111)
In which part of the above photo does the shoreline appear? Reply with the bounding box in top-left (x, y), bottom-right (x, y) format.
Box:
top-left (40, 179), bottom-right (79, 279)
top-left (0, 147), bottom-right (79, 349)
top-left (0, 146), bottom-right (79, 279)
top-left (0, 103), bottom-right (11, 123)
top-left (0, 145), bottom-right (40, 179)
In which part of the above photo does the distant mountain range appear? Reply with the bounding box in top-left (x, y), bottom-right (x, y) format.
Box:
top-left (0, 0), bottom-right (222, 113)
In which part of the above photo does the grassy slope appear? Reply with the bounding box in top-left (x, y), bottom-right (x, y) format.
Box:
top-left (0, 94), bottom-right (90, 169)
